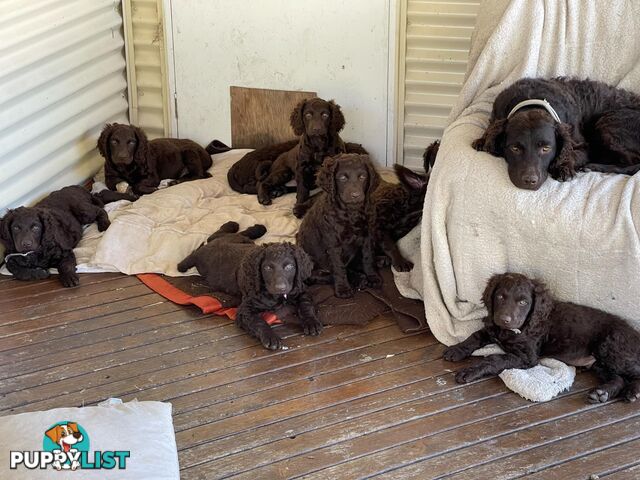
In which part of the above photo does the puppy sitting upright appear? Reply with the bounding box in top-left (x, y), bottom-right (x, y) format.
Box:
top-left (177, 222), bottom-right (322, 350)
top-left (97, 123), bottom-right (213, 196)
top-left (444, 272), bottom-right (640, 404)
top-left (297, 153), bottom-right (381, 298)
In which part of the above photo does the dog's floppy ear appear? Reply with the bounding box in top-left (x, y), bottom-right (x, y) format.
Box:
top-left (38, 208), bottom-right (78, 251)
top-left (475, 118), bottom-right (507, 156)
top-left (237, 245), bottom-right (266, 296)
top-left (290, 99), bottom-right (308, 136)
top-left (524, 277), bottom-right (553, 334)
top-left (394, 164), bottom-right (428, 192)
top-left (550, 122), bottom-right (581, 181)
top-left (45, 425), bottom-right (63, 444)
top-left (0, 209), bottom-right (17, 251)
top-left (290, 243), bottom-right (313, 293)
top-left (317, 155), bottom-right (338, 197)
top-left (97, 123), bottom-right (115, 160)
top-left (131, 125), bottom-right (151, 172)
top-left (481, 273), bottom-right (504, 321)
top-left (363, 155), bottom-right (381, 197)
top-left (328, 100), bottom-right (345, 134)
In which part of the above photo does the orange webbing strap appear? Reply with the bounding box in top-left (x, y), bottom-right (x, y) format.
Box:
top-left (136, 273), bottom-right (281, 325)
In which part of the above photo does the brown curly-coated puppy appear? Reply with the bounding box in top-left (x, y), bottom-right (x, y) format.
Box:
top-left (444, 272), bottom-right (640, 404)
top-left (0, 186), bottom-right (111, 287)
top-left (297, 153), bottom-right (381, 299)
top-left (372, 164), bottom-right (429, 271)
top-left (177, 221), bottom-right (321, 350)
top-left (473, 77), bottom-right (640, 190)
top-left (98, 123), bottom-right (212, 196)
top-left (257, 98), bottom-right (347, 215)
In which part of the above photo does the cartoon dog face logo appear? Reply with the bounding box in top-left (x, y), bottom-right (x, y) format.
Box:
top-left (44, 422), bottom-right (84, 470)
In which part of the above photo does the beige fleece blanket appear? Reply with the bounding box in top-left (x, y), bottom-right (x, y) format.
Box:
top-left (2, 150), bottom-right (299, 276)
top-left (394, 0), bottom-right (640, 346)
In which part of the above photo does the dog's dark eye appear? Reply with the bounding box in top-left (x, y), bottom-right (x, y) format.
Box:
top-left (263, 265), bottom-right (273, 271)
top-left (284, 264), bottom-right (295, 271)
top-left (31, 225), bottom-right (40, 231)
top-left (358, 174), bottom-right (367, 181)
top-left (111, 139), bottom-right (118, 144)
top-left (128, 140), bottom-right (136, 145)
top-left (305, 112), bottom-right (313, 119)
top-left (12, 225), bottom-right (20, 231)
top-left (540, 145), bottom-right (551, 153)
top-left (519, 299), bottom-right (529, 306)
top-left (496, 294), bottom-right (504, 301)
top-left (338, 175), bottom-right (348, 182)
top-left (321, 112), bottom-right (329, 119)
top-left (509, 145), bottom-right (521, 153)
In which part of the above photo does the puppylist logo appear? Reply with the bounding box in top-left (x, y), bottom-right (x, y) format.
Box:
top-left (10, 421), bottom-right (130, 471)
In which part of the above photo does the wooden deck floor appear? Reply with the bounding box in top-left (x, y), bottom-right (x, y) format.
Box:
top-left (1, 273), bottom-right (639, 479)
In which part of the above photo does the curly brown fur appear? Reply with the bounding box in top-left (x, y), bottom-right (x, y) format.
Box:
top-left (97, 123), bottom-right (213, 196)
top-left (177, 221), bottom-right (321, 350)
top-left (296, 154), bottom-right (381, 298)
top-left (423, 140), bottom-right (440, 172)
top-left (473, 77), bottom-right (640, 189)
top-left (371, 164), bottom-right (429, 271)
top-left (443, 272), bottom-right (640, 403)
top-left (0, 186), bottom-right (110, 287)
top-left (256, 98), bottom-right (348, 214)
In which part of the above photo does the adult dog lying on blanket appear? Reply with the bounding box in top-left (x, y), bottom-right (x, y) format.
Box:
top-left (297, 153), bottom-right (381, 298)
top-left (177, 221), bottom-right (322, 350)
top-left (473, 77), bottom-right (640, 190)
top-left (256, 98), bottom-right (348, 216)
top-left (98, 123), bottom-right (213, 196)
top-left (444, 272), bottom-right (640, 404)
top-left (0, 186), bottom-right (114, 287)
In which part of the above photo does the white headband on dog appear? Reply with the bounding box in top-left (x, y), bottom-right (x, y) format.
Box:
top-left (507, 99), bottom-right (562, 123)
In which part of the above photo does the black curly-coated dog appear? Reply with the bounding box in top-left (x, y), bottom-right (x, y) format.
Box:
top-left (98, 123), bottom-right (212, 196)
top-left (473, 77), bottom-right (640, 190)
top-left (177, 221), bottom-right (321, 350)
top-left (444, 272), bottom-right (640, 404)
top-left (297, 153), bottom-right (381, 299)
top-left (0, 186), bottom-right (112, 287)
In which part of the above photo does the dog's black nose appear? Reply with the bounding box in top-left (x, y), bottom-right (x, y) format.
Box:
top-left (21, 241), bottom-right (32, 249)
top-left (522, 174), bottom-right (539, 186)
top-left (350, 191), bottom-right (361, 198)
top-left (499, 314), bottom-right (513, 325)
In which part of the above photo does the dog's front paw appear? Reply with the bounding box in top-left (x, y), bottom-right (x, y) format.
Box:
top-left (443, 345), bottom-right (469, 362)
top-left (334, 283), bottom-right (354, 299)
top-left (97, 217), bottom-right (111, 232)
top-left (455, 366), bottom-right (485, 384)
top-left (259, 329), bottom-right (283, 350)
top-left (471, 138), bottom-right (485, 151)
top-left (587, 388), bottom-right (611, 404)
top-left (257, 192), bottom-right (272, 206)
top-left (552, 164), bottom-right (575, 182)
top-left (60, 272), bottom-right (80, 288)
top-left (292, 203), bottom-right (308, 218)
top-left (30, 267), bottom-right (50, 280)
top-left (392, 258), bottom-right (414, 272)
top-left (366, 273), bottom-right (383, 289)
top-left (301, 316), bottom-right (323, 336)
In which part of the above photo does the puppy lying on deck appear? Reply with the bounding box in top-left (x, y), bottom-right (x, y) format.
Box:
top-left (0, 186), bottom-right (117, 287)
top-left (177, 221), bottom-right (322, 350)
top-left (444, 272), bottom-right (640, 404)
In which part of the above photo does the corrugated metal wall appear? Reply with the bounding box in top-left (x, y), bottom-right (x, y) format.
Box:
top-left (0, 0), bottom-right (129, 212)
top-left (123, 0), bottom-right (171, 139)
top-left (398, 0), bottom-right (479, 169)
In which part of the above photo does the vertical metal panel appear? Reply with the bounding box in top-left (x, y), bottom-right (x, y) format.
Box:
top-left (0, 0), bottom-right (129, 212)
top-left (123, 0), bottom-right (170, 139)
top-left (398, 0), bottom-right (479, 168)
